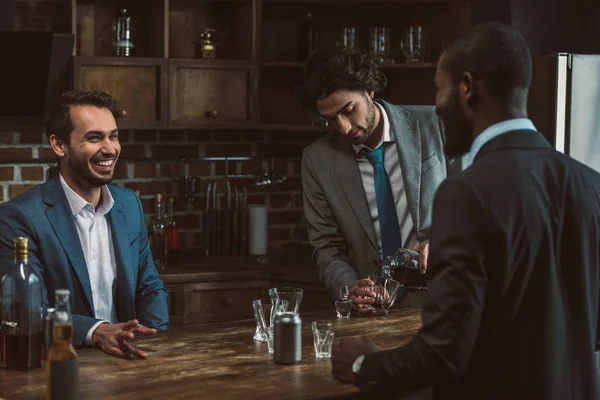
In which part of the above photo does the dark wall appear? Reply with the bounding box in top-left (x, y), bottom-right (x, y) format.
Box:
top-left (472, 0), bottom-right (600, 55)
top-left (0, 0), bottom-right (16, 31)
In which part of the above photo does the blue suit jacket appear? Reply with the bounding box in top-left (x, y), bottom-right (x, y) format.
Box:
top-left (0, 177), bottom-right (169, 345)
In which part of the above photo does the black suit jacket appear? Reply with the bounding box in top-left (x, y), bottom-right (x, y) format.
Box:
top-left (358, 130), bottom-right (600, 399)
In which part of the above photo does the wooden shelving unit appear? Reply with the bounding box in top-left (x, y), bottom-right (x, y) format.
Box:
top-left (58, 0), bottom-right (471, 130)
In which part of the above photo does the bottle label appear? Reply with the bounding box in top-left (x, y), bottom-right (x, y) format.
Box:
top-left (50, 359), bottom-right (79, 400)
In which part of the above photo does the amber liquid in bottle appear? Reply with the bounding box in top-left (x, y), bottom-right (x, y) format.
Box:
top-left (1, 237), bottom-right (44, 371)
top-left (46, 290), bottom-right (79, 400)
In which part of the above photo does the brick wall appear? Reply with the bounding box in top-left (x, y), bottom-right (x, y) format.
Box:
top-left (0, 129), bottom-right (323, 250)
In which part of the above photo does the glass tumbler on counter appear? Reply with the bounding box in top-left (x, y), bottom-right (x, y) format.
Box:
top-left (335, 286), bottom-right (352, 318)
top-left (366, 275), bottom-right (402, 315)
top-left (312, 321), bottom-right (334, 359)
top-left (252, 298), bottom-right (289, 342)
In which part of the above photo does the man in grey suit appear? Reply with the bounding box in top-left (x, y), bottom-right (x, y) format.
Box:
top-left (298, 47), bottom-right (459, 311)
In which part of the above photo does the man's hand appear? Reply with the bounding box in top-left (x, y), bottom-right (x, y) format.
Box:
top-left (349, 278), bottom-right (376, 314)
top-left (332, 337), bottom-right (377, 384)
top-left (92, 319), bottom-right (157, 360)
top-left (412, 240), bottom-right (430, 274)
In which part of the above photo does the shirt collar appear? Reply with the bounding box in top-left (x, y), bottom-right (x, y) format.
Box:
top-left (59, 173), bottom-right (115, 217)
top-left (353, 101), bottom-right (393, 155)
top-left (465, 118), bottom-right (537, 167)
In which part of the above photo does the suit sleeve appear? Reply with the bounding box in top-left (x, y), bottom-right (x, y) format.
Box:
top-left (0, 201), bottom-right (101, 346)
top-left (357, 178), bottom-right (489, 392)
top-left (132, 192), bottom-right (169, 330)
top-left (302, 148), bottom-right (358, 299)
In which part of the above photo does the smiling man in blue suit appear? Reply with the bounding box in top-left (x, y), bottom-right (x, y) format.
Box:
top-left (0, 90), bottom-right (169, 359)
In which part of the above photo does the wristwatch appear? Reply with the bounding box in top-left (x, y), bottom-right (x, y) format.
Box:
top-left (352, 354), bottom-right (365, 375)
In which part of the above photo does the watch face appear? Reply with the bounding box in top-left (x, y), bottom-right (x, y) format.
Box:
top-left (352, 354), bottom-right (365, 374)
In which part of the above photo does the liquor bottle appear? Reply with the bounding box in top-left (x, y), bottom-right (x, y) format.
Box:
top-left (334, 286), bottom-right (352, 318)
top-left (298, 13), bottom-right (319, 61)
top-left (150, 194), bottom-right (167, 270)
top-left (0, 237), bottom-right (44, 371)
top-left (380, 248), bottom-right (426, 287)
top-left (46, 289), bottom-right (79, 400)
top-left (165, 197), bottom-right (180, 266)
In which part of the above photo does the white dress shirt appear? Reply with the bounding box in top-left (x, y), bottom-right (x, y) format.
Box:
top-left (353, 102), bottom-right (417, 257)
top-left (464, 118), bottom-right (538, 168)
top-left (59, 174), bottom-right (118, 345)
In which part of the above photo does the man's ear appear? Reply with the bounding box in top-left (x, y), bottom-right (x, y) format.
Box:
top-left (458, 72), bottom-right (478, 111)
top-left (49, 134), bottom-right (66, 158)
top-left (366, 90), bottom-right (375, 100)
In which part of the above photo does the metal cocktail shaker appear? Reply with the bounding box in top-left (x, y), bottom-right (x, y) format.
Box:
top-left (274, 312), bottom-right (301, 364)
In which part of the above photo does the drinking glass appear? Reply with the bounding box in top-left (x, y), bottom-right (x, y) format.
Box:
top-left (268, 287), bottom-right (303, 314)
top-left (369, 27), bottom-right (392, 64)
top-left (340, 27), bottom-right (358, 49)
top-left (252, 298), bottom-right (289, 342)
top-left (366, 275), bottom-right (402, 315)
top-left (312, 321), bottom-right (335, 359)
top-left (400, 26), bottom-right (425, 63)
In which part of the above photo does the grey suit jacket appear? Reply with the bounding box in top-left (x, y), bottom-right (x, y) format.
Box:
top-left (302, 101), bottom-right (460, 298)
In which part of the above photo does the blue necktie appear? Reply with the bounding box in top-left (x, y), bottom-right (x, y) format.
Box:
top-left (365, 145), bottom-right (402, 257)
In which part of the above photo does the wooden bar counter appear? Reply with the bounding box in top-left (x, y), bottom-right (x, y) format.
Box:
top-left (0, 308), bottom-right (422, 400)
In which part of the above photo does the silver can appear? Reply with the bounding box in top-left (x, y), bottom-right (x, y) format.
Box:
top-left (44, 308), bottom-right (55, 359)
top-left (274, 312), bottom-right (302, 364)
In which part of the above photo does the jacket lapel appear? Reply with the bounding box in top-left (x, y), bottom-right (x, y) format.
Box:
top-left (333, 137), bottom-right (378, 250)
top-left (43, 177), bottom-right (94, 313)
top-left (106, 190), bottom-right (136, 322)
top-left (382, 102), bottom-right (423, 235)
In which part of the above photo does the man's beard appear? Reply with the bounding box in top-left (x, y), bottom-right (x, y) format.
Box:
top-left (436, 89), bottom-right (474, 158)
top-left (349, 100), bottom-right (377, 146)
top-left (67, 148), bottom-right (115, 187)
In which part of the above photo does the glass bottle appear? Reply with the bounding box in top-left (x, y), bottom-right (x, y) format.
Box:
top-left (380, 248), bottom-right (424, 286)
top-left (166, 197), bottom-right (180, 267)
top-left (334, 286), bottom-right (352, 318)
top-left (0, 237), bottom-right (44, 371)
top-left (150, 193), bottom-right (167, 270)
top-left (298, 13), bottom-right (319, 61)
top-left (46, 289), bottom-right (78, 400)
top-left (113, 8), bottom-right (133, 56)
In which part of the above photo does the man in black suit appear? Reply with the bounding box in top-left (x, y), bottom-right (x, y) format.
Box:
top-left (331, 22), bottom-right (600, 399)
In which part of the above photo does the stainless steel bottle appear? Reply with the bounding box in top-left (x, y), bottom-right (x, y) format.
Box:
top-left (274, 312), bottom-right (301, 364)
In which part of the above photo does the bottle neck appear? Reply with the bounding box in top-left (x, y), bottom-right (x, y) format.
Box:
top-left (13, 254), bottom-right (28, 264)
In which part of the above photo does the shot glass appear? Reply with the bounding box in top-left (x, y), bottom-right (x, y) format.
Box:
top-left (312, 321), bottom-right (335, 359)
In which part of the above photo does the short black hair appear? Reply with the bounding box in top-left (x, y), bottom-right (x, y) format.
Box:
top-left (441, 22), bottom-right (532, 107)
top-left (45, 90), bottom-right (117, 143)
top-left (295, 46), bottom-right (387, 111)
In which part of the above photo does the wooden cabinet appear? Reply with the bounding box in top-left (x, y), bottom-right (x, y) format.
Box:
top-left (161, 259), bottom-right (329, 326)
top-left (165, 280), bottom-right (269, 326)
top-left (62, 0), bottom-right (471, 130)
top-left (169, 60), bottom-right (256, 127)
top-left (73, 57), bottom-right (168, 128)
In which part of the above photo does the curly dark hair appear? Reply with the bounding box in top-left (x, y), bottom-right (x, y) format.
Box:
top-left (45, 90), bottom-right (117, 143)
top-left (295, 46), bottom-right (387, 111)
top-left (441, 22), bottom-right (532, 108)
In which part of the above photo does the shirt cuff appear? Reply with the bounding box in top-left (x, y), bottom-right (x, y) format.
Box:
top-left (85, 320), bottom-right (110, 346)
